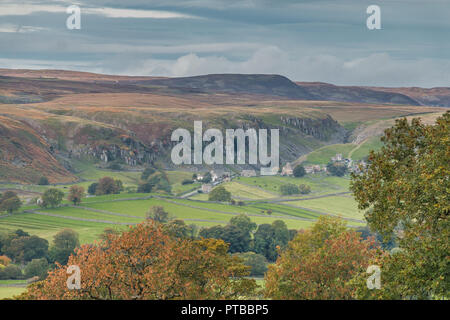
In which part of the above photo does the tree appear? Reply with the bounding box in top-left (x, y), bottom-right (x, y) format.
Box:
top-left (146, 206), bottom-right (170, 223)
top-left (0, 191), bottom-right (21, 214)
top-left (37, 176), bottom-right (49, 185)
top-left (208, 186), bottom-right (231, 202)
top-left (41, 188), bottom-right (64, 208)
top-left (229, 214), bottom-right (257, 236)
top-left (3, 235), bottom-right (49, 264)
top-left (163, 220), bottom-right (195, 239)
top-left (0, 255), bottom-right (11, 266)
top-left (137, 182), bottom-right (154, 193)
top-left (265, 216), bottom-right (381, 300)
top-left (0, 191), bottom-right (18, 203)
top-left (253, 224), bottom-right (276, 262)
top-left (141, 167), bottom-right (155, 180)
top-left (235, 252), bottom-right (268, 277)
top-left (280, 183), bottom-right (299, 196)
top-left (327, 162), bottom-right (347, 176)
top-left (24, 258), bottom-right (49, 280)
top-left (68, 186), bottom-right (85, 206)
top-left (202, 172), bottom-right (212, 183)
top-left (20, 222), bottom-right (256, 300)
top-left (0, 196), bottom-right (22, 213)
top-left (293, 165), bottom-right (306, 177)
top-left (87, 183), bottom-right (98, 195)
top-left (0, 264), bottom-right (22, 280)
top-left (96, 177), bottom-right (120, 195)
top-left (350, 113), bottom-right (450, 299)
top-left (199, 224), bottom-right (251, 253)
top-left (48, 229), bottom-right (80, 265)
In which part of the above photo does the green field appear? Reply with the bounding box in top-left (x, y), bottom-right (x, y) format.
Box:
top-left (284, 195), bottom-right (364, 220)
top-left (0, 286), bottom-right (26, 300)
top-left (303, 144), bottom-right (355, 165)
top-left (0, 213), bottom-right (123, 244)
top-left (233, 174), bottom-right (350, 196)
top-left (349, 137), bottom-right (384, 161)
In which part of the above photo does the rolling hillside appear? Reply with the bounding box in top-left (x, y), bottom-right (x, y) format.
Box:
top-left (0, 69), bottom-right (446, 184)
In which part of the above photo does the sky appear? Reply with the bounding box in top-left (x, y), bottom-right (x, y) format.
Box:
top-left (0, 0), bottom-right (449, 87)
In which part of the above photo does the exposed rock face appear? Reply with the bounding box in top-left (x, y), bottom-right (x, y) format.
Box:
top-left (280, 115), bottom-right (345, 141)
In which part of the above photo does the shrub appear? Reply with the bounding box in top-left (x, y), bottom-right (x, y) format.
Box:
top-left (293, 165), bottom-right (306, 177)
top-left (37, 177), bottom-right (49, 185)
top-left (298, 184), bottom-right (312, 194)
top-left (87, 183), bottom-right (98, 195)
top-left (280, 183), bottom-right (300, 195)
top-left (24, 258), bottom-right (49, 280)
top-left (0, 264), bottom-right (23, 280)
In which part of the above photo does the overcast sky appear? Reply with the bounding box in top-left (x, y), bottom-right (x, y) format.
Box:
top-left (0, 0), bottom-right (449, 87)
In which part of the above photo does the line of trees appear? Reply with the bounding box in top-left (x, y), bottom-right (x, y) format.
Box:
top-left (0, 228), bottom-right (80, 281)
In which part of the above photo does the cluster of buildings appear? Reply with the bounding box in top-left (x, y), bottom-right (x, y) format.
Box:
top-left (329, 153), bottom-right (367, 173)
top-left (197, 153), bottom-right (368, 194)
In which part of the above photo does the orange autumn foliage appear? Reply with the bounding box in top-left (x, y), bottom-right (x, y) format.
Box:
top-left (0, 255), bottom-right (11, 266)
top-left (264, 217), bottom-right (383, 300)
top-left (20, 221), bottom-right (256, 300)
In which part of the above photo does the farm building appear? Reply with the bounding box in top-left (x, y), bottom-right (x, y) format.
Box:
top-left (281, 163), bottom-right (293, 176)
top-left (201, 184), bottom-right (213, 193)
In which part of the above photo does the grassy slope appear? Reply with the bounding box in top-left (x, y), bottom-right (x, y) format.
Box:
top-left (285, 195), bottom-right (364, 220)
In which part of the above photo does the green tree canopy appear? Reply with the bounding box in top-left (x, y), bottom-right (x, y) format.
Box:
top-left (350, 112), bottom-right (450, 299)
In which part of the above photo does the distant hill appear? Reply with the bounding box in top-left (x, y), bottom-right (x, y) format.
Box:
top-left (364, 86), bottom-right (450, 108)
top-left (296, 82), bottom-right (421, 106)
top-left (139, 74), bottom-right (316, 99)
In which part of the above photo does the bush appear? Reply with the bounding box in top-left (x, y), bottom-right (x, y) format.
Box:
top-left (181, 179), bottom-right (194, 185)
top-left (280, 183), bottom-right (300, 195)
top-left (293, 165), bottom-right (306, 177)
top-left (0, 255), bottom-right (11, 266)
top-left (107, 163), bottom-right (122, 171)
top-left (24, 258), bottom-right (49, 280)
top-left (137, 182), bottom-right (153, 193)
top-left (0, 264), bottom-right (23, 280)
top-left (37, 177), bottom-right (49, 185)
top-left (87, 183), bottom-right (98, 195)
top-left (298, 184), bottom-right (311, 194)
top-left (327, 162), bottom-right (347, 177)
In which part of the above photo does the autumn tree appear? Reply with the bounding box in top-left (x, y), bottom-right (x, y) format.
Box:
top-left (68, 186), bottom-right (85, 206)
top-left (20, 221), bottom-right (256, 300)
top-left (265, 216), bottom-right (381, 300)
top-left (95, 177), bottom-right (120, 195)
top-left (350, 113), bottom-right (450, 299)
